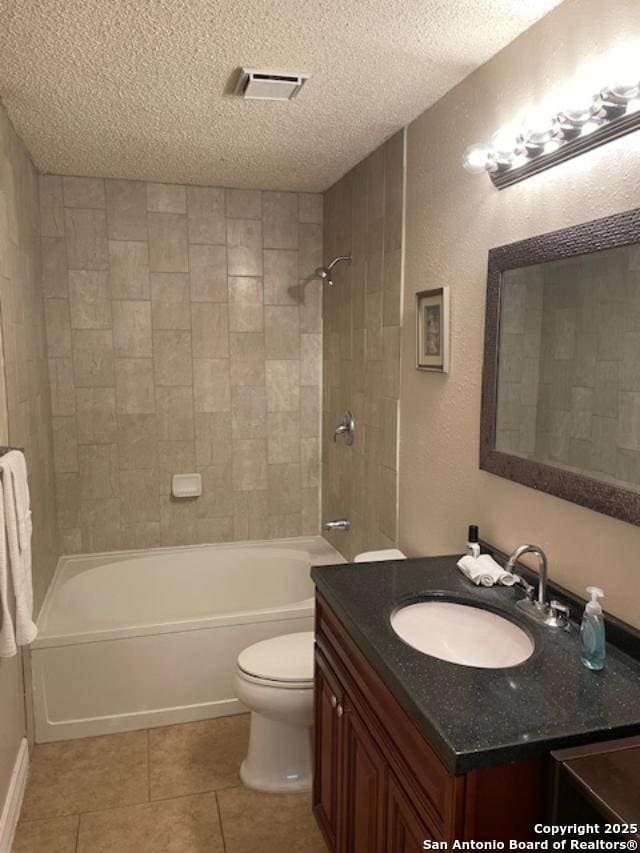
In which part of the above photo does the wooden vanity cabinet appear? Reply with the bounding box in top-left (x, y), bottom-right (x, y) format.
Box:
top-left (313, 593), bottom-right (545, 851)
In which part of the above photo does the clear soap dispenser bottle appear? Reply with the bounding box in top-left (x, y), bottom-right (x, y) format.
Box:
top-left (580, 586), bottom-right (606, 671)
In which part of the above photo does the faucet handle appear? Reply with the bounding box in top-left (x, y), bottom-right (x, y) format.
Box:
top-left (549, 600), bottom-right (571, 629)
top-left (515, 574), bottom-right (535, 601)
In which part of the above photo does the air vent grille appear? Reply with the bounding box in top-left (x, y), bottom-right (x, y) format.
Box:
top-left (235, 68), bottom-right (310, 101)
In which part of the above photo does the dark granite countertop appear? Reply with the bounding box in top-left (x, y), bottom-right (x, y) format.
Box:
top-left (311, 554), bottom-right (640, 775)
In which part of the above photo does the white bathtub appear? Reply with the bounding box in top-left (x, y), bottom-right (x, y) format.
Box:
top-left (31, 536), bottom-right (344, 742)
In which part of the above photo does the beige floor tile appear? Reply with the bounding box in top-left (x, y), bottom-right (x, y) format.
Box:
top-left (76, 793), bottom-right (223, 853)
top-left (12, 815), bottom-right (79, 853)
top-left (217, 786), bottom-right (327, 853)
top-left (149, 715), bottom-right (249, 800)
top-left (20, 731), bottom-right (148, 820)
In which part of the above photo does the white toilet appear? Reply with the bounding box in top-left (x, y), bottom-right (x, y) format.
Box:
top-left (234, 631), bottom-right (315, 793)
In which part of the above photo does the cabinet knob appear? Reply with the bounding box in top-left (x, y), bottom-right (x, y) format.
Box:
top-left (330, 695), bottom-right (337, 708)
top-left (336, 703), bottom-right (344, 718)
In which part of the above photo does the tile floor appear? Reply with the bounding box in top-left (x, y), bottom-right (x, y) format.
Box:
top-left (13, 714), bottom-right (327, 852)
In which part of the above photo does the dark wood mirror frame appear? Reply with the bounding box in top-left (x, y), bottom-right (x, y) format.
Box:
top-left (480, 206), bottom-right (640, 526)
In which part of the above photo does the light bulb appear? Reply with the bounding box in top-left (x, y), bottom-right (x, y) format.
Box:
top-left (462, 144), bottom-right (491, 174)
top-left (520, 108), bottom-right (557, 146)
top-left (608, 53), bottom-right (640, 101)
top-left (562, 93), bottom-right (597, 125)
top-left (490, 128), bottom-right (517, 158)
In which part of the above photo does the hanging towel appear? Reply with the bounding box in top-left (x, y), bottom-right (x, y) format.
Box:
top-left (0, 450), bottom-right (36, 656)
top-left (457, 554), bottom-right (518, 588)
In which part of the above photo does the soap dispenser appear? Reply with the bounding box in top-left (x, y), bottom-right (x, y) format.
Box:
top-left (580, 586), bottom-right (606, 671)
top-left (466, 525), bottom-right (480, 559)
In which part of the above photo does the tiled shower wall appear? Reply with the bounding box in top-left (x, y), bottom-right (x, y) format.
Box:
top-left (322, 130), bottom-right (404, 560)
top-left (41, 176), bottom-right (323, 553)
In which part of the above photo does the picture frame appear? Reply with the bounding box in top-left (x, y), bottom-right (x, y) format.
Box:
top-left (416, 286), bottom-right (449, 372)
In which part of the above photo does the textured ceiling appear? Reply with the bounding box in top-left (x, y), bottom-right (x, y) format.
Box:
top-left (0, 0), bottom-right (562, 191)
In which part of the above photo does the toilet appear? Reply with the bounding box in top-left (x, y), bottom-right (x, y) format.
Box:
top-left (234, 631), bottom-right (315, 793)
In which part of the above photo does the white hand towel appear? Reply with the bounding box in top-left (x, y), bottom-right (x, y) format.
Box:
top-left (0, 486), bottom-right (15, 657)
top-left (457, 554), bottom-right (518, 588)
top-left (0, 450), bottom-right (36, 655)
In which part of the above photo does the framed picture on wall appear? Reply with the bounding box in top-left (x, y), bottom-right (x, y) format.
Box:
top-left (416, 287), bottom-right (449, 372)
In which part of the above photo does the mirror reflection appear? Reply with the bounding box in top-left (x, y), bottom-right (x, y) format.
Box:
top-left (495, 243), bottom-right (640, 491)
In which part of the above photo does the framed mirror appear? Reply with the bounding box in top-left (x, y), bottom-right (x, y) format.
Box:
top-left (480, 207), bottom-right (640, 525)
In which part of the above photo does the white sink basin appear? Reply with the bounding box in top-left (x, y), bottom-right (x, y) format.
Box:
top-left (390, 600), bottom-right (534, 669)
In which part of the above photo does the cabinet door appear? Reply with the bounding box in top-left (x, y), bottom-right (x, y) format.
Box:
top-left (387, 774), bottom-right (435, 853)
top-left (341, 699), bottom-right (387, 853)
top-left (313, 648), bottom-right (344, 851)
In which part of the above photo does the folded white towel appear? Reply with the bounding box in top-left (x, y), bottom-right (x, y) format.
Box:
top-left (0, 450), bottom-right (36, 657)
top-left (354, 548), bottom-right (406, 563)
top-left (457, 554), bottom-right (518, 588)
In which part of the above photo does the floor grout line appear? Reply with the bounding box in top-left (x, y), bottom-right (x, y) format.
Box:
top-left (74, 812), bottom-right (80, 853)
top-left (215, 790), bottom-right (228, 853)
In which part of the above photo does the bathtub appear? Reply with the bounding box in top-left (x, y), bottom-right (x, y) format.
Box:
top-left (31, 536), bottom-right (344, 743)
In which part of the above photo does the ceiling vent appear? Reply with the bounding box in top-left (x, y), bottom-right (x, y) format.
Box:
top-left (235, 68), bottom-right (310, 101)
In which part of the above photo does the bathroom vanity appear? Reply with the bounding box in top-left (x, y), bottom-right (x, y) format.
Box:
top-left (311, 555), bottom-right (640, 849)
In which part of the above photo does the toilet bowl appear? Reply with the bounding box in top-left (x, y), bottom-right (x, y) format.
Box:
top-left (234, 631), bottom-right (314, 793)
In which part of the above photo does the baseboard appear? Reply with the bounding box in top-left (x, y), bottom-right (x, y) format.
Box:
top-left (36, 697), bottom-right (244, 743)
top-left (0, 738), bottom-right (29, 853)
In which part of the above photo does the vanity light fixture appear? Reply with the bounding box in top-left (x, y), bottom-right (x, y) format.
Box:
top-left (463, 62), bottom-right (640, 188)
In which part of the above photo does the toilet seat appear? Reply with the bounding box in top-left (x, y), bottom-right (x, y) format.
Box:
top-left (236, 669), bottom-right (312, 690)
top-left (237, 631), bottom-right (314, 686)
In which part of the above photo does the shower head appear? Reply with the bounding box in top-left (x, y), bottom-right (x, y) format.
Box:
top-left (314, 254), bottom-right (351, 286)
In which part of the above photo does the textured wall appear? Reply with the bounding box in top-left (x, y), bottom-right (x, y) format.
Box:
top-left (42, 177), bottom-right (322, 553)
top-left (0, 104), bottom-right (58, 814)
top-left (400, 0), bottom-right (640, 627)
top-left (322, 130), bottom-right (404, 560)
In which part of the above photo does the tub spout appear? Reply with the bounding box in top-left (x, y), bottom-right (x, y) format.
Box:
top-left (323, 519), bottom-right (350, 532)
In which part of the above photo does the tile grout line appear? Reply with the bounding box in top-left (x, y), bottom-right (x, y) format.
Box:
top-left (215, 790), bottom-right (228, 853)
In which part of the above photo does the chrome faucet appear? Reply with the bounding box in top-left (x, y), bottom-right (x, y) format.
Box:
top-left (333, 412), bottom-right (355, 446)
top-left (323, 519), bottom-right (350, 532)
top-left (505, 544), bottom-right (570, 629)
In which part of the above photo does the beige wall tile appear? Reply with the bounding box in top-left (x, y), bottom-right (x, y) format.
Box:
top-left (300, 386), bottom-right (320, 437)
top-left (156, 386), bottom-right (194, 440)
top-left (193, 358), bottom-right (230, 412)
top-left (192, 303), bottom-right (229, 358)
top-left (80, 498), bottom-right (122, 552)
top-left (382, 325), bottom-right (401, 398)
top-left (113, 300), bottom-right (152, 357)
top-left (63, 177), bottom-right (105, 209)
top-left (77, 387), bottom-right (117, 443)
top-left (157, 440), bottom-right (195, 494)
top-left (301, 485), bottom-right (320, 534)
top-left (148, 212), bottom-right (188, 273)
top-left (146, 183), bottom-right (186, 213)
top-left (78, 444), bottom-right (119, 499)
top-left (106, 179), bottom-right (148, 241)
top-left (45, 299), bottom-right (72, 357)
top-left (52, 416), bottom-right (78, 472)
top-left (41, 237), bottom-right (68, 297)
top-left (267, 411), bottom-right (300, 464)
top-left (232, 439), bottom-right (267, 490)
top-left (366, 218), bottom-right (384, 293)
top-left (119, 469), bottom-right (160, 522)
top-left (59, 528), bottom-right (82, 553)
top-left (229, 333), bottom-right (265, 386)
top-left (384, 130), bottom-right (404, 252)
top-left (64, 208), bottom-right (108, 270)
top-left (268, 514), bottom-right (301, 538)
top-left (151, 272), bottom-right (191, 329)
top-left (365, 290), bottom-right (383, 361)
top-left (267, 462), bottom-right (301, 514)
top-left (299, 283), bottom-right (321, 334)
top-left (187, 186), bottom-right (225, 245)
top-left (115, 358), bottom-right (155, 413)
top-left (49, 357), bottom-right (76, 415)
top-left (232, 386), bottom-right (266, 439)
top-left (121, 522), bottom-right (161, 550)
top-left (301, 436), bottom-right (320, 486)
top-left (298, 223), bottom-right (322, 279)
top-left (299, 193), bottom-right (323, 225)
top-left (300, 334), bottom-right (321, 386)
top-left (153, 330), bottom-right (192, 386)
top-left (228, 277), bottom-right (263, 332)
top-left (56, 473), bottom-right (80, 529)
top-left (263, 192), bottom-right (298, 250)
top-left (263, 249), bottom-right (298, 306)
top-left (117, 413), bottom-right (158, 469)
top-left (39, 174), bottom-right (65, 237)
top-left (227, 220), bottom-right (262, 276)
top-left (196, 463), bottom-right (234, 518)
top-left (265, 306), bottom-right (299, 359)
top-left (195, 412), bottom-right (232, 466)
top-left (381, 396), bottom-right (398, 471)
top-left (109, 240), bottom-right (150, 299)
top-left (196, 516), bottom-right (234, 543)
top-left (225, 188), bottom-right (261, 220)
top-left (72, 329), bottom-right (114, 387)
top-left (189, 244), bottom-right (227, 302)
top-left (160, 494), bottom-right (197, 545)
top-left (266, 360), bottom-right (300, 412)
top-left (383, 248), bottom-right (402, 326)
top-left (379, 464), bottom-right (397, 541)
top-left (68, 270), bottom-right (111, 329)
